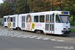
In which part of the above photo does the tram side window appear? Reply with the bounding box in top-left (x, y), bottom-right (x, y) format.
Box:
top-left (56, 15), bottom-right (60, 23)
top-left (13, 17), bottom-right (15, 22)
top-left (46, 15), bottom-right (49, 23)
top-left (10, 17), bottom-right (13, 22)
top-left (4, 18), bottom-right (6, 22)
top-left (52, 24), bottom-right (54, 31)
top-left (34, 16), bottom-right (38, 22)
top-left (50, 15), bottom-right (54, 23)
top-left (52, 15), bottom-right (54, 23)
top-left (40, 15), bottom-right (44, 22)
top-left (22, 16), bottom-right (25, 22)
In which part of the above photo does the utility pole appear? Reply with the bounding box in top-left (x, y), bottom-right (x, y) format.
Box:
top-left (26, 0), bottom-right (27, 13)
top-left (13, 0), bottom-right (16, 14)
top-left (51, 0), bottom-right (53, 11)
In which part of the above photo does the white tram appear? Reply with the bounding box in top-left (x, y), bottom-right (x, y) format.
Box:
top-left (3, 11), bottom-right (71, 35)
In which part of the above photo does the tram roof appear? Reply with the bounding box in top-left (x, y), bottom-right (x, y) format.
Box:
top-left (19, 11), bottom-right (70, 15)
top-left (3, 11), bottom-right (70, 17)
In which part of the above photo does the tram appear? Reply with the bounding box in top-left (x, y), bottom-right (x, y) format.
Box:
top-left (3, 11), bottom-right (71, 35)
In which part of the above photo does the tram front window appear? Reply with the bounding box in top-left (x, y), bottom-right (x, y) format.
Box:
top-left (60, 15), bottom-right (69, 23)
top-left (56, 15), bottom-right (61, 23)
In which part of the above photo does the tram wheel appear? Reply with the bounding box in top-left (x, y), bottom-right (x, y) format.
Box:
top-left (36, 30), bottom-right (41, 34)
top-left (41, 31), bottom-right (45, 35)
top-left (44, 33), bottom-right (47, 35)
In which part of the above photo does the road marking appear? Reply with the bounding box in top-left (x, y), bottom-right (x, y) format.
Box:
top-left (29, 36), bottom-right (37, 38)
top-left (21, 35), bottom-right (32, 38)
top-left (50, 39), bottom-right (56, 41)
top-left (57, 40), bottom-right (65, 42)
top-left (36, 37), bottom-right (43, 39)
top-left (42, 38), bottom-right (49, 40)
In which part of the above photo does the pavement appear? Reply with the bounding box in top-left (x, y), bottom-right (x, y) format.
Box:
top-left (0, 27), bottom-right (75, 43)
top-left (0, 27), bottom-right (75, 50)
top-left (0, 35), bottom-right (75, 50)
top-left (70, 27), bottom-right (75, 29)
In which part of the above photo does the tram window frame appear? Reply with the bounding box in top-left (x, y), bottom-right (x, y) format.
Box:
top-left (56, 15), bottom-right (61, 23)
top-left (34, 16), bottom-right (38, 22)
top-left (40, 15), bottom-right (45, 22)
top-left (4, 18), bottom-right (6, 22)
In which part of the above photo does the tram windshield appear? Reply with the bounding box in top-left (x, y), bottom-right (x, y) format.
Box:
top-left (56, 15), bottom-right (69, 23)
top-left (60, 15), bottom-right (69, 23)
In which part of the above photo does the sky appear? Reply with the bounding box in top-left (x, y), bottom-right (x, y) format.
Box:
top-left (0, 0), bottom-right (3, 3)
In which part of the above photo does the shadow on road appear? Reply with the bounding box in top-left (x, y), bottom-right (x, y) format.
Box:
top-left (46, 33), bottom-right (75, 37)
top-left (22, 30), bottom-right (75, 37)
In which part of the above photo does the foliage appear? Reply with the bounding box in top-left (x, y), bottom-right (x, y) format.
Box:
top-left (0, 24), bottom-right (3, 26)
top-left (63, 0), bottom-right (75, 15)
top-left (28, 0), bottom-right (50, 12)
top-left (16, 0), bottom-right (30, 14)
top-left (62, 0), bottom-right (75, 26)
top-left (0, 1), bottom-right (14, 18)
top-left (70, 29), bottom-right (75, 32)
top-left (0, 0), bottom-right (75, 20)
top-left (28, 0), bottom-right (63, 12)
top-left (69, 16), bottom-right (73, 22)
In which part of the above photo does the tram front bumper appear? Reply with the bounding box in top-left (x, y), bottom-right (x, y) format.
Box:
top-left (62, 30), bottom-right (71, 34)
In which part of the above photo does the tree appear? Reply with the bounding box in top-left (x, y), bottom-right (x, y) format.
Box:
top-left (28, 0), bottom-right (64, 12)
top-left (0, 1), bottom-right (14, 18)
top-left (63, 0), bottom-right (75, 25)
top-left (28, 0), bottom-right (51, 12)
top-left (16, 0), bottom-right (30, 14)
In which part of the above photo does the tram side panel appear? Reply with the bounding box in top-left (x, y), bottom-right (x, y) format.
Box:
top-left (3, 16), bottom-right (8, 27)
top-left (31, 14), bottom-right (45, 33)
top-left (8, 15), bottom-right (18, 29)
top-left (55, 23), bottom-right (63, 35)
top-left (19, 14), bottom-right (26, 30)
top-left (18, 14), bottom-right (21, 29)
top-left (18, 14), bottom-right (45, 33)
top-left (14, 15), bottom-right (18, 29)
top-left (55, 23), bottom-right (70, 35)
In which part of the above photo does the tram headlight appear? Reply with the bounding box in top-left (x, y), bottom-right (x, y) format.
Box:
top-left (69, 28), bottom-right (70, 30)
top-left (63, 28), bottom-right (66, 30)
top-left (63, 28), bottom-right (70, 30)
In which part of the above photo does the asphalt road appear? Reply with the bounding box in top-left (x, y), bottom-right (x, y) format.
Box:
top-left (0, 36), bottom-right (75, 50)
top-left (0, 27), bottom-right (75, 50)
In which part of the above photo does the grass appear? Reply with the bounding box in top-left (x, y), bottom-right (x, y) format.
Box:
top-left (70, 29), bottom-right (75, 33)
top-left (70, 22), bottom-right (75, 26)
top-left (0, 24), bottom-right (3, 26)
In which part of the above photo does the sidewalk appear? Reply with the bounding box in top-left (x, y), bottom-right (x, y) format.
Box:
top-left (70, 26), bottom-right (75, 29)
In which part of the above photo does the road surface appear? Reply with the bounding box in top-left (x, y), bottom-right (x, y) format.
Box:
top-left (0, 27), bottom-right (75, 50)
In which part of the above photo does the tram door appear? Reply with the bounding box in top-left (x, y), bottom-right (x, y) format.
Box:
top-left (45, 14), bottom-right (54, 34)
